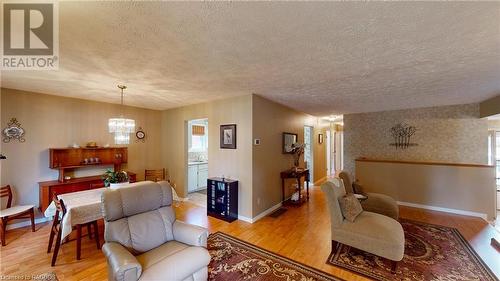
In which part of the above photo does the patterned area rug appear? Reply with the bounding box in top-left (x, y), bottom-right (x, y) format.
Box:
top-left (327, 219), bottom-right (498, 281)
top-left (208, 232), bottom-right (343, 281)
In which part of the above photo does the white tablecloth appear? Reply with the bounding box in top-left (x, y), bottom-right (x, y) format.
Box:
top-left (44, 188), bottom-right (106, 241)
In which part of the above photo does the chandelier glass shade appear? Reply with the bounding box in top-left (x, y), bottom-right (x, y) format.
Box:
top-left (113, 131), bottom-right (131, 145)
top-left (108, 118), bottom-right (135, 134)
top-left (108, 85), bottom-right (135, 144)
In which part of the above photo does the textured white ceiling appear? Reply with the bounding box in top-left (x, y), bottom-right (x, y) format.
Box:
top-left (1, 1), bottom-right (499, 115)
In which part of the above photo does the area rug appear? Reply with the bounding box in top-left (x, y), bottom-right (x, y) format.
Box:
top-left (208, 232), bottom-right (343, 281)
top-left (327, 219), bottom-right (498, 281)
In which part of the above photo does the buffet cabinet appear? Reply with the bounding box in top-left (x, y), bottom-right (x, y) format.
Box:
top-left (49, 147), bottom-right (128, 182)
top-left (207, 178), bottom-right (238, 222)
top-left (38, 147), bottom-right (134, 212)
top-left (38, 173), bottom-right (136, 212)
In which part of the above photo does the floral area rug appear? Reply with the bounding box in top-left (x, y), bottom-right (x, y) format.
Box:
top-left (327, 219), bottom-right (498, 281)
top-left (208, 232), bottom-right (344, 281)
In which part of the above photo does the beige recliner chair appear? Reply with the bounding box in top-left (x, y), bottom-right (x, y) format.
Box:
top-left (101, 181), bottom-right (211, 281)
top-left (338, 170), bottom-right (399, 220)
top-left (321, 179), bottom-right (404, 273)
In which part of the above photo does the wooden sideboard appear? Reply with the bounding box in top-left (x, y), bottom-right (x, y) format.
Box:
top-left (38, 172), bottom-right (136, 212)
top-left (39, 147), bottom-right (134, 212)
top-left (50, 147), bottom-right (128, 182)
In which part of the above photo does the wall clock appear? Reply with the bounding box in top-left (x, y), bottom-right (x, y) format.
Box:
top-left (2, 118), bottom-right (26, 143)
top-left (136, 127), bottom-right (146, 142)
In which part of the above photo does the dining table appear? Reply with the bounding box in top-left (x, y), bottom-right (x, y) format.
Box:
top-left (44, 188), bottom-right (106, 241)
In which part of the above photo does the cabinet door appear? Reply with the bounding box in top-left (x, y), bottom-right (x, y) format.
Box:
top-left (188, 165), bottom-right (198, 192)
top-left (197, 164), bottom-right (208, 188)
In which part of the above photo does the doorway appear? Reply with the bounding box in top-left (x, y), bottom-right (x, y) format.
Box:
top-left (186, 118), bottom-right (208, 208)
top-left (304, 126), bottom-right (314, 183)
top-left (326, 130), bottom-right (332, 176)
top-left (334, 128), bottom-right (344, 174)
top-left (326, 125), bottom-right (344, 176)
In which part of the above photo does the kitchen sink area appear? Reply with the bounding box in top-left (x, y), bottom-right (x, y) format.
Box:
top-left (187, 119), bottom-right (208, 200)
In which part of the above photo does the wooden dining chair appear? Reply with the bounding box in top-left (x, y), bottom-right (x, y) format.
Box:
top-left (47, 196), bottom-right (100, 266)
top-left (145, 168), bottom-right (167, 182)
top-left (0, 185), bottom-right (35, 246)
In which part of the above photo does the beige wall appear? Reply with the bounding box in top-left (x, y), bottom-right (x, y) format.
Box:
top-left (344, 103), bottom-right (488, 175)
top-left (356, 160), bottom-right (496, 220)
top-left (251, 95), bottom-right (317, 216)
top-left (0, 88), bottom-right (162, 210)
top-left (480, 95), bottom-right (500, 118)
top-left (160, 95), bottom-right (253, 218)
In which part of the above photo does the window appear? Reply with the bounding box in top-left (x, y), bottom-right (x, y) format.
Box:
top-left (191, 133), bottom-right (207, 152)
top-left (188, 123), bottom-right (208, 152)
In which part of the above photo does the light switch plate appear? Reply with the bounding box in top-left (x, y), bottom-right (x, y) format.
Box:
top-left (254, 139), bottom-right (261, 145)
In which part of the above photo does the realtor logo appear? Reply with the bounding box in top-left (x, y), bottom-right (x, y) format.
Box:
top-left (2, 2), bottom-right (59, 70)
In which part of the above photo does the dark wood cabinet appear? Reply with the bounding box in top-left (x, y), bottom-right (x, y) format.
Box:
top-left (207, 178), bottom-right (238, 222)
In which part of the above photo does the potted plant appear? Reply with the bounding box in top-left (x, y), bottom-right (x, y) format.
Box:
top-left (102, 169), bottom-right (129, 189)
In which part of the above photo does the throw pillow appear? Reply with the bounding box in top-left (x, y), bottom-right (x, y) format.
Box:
top-left (339, 194), bottom-right (363, 222)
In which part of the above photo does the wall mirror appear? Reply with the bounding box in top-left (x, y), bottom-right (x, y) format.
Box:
top-left (282, 132), bottom-right (298, 154)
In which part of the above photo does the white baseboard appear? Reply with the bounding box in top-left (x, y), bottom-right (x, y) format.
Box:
top-left (252, 202), bottom-right (283, 222)
top-left (397, 201), bottom-right (488, 221)
top-left (237, 215), bottom-right (253, 223)
top-left (238, 202), bottom-right (283, 224)
top-left (6, 217), bottom-right (51, 230)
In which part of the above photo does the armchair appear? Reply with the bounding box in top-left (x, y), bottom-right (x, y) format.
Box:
top-left (101, 181), bottom-right (211, 281)
top-left (338, 170), bottom-right (399, 220)
top-left (321, 179), bottom-right (404, 273)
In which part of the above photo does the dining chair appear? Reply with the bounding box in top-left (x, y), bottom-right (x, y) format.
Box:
top-left (47, 196), bottom-right (100, 266)
top-left (0, 185), bottom-right (35, 246)
top-left (145, 168), bottom-right (167, 182)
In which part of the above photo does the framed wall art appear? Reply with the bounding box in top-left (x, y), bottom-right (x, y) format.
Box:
top-left (2, 118), bottom-right (25, 143)
top-left (220, 124), bottom-right (236, 149)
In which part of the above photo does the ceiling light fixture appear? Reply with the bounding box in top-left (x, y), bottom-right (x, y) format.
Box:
top-left (322, 115), bottom-right (343, 122)
top-left (108, 85), bottom-right (135, 145)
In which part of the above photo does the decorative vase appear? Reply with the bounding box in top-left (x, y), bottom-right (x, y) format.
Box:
top-left (109, 182), bottom-right (130, 189)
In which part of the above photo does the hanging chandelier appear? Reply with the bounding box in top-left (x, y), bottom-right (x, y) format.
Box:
top-left (108, 85), bottom-right (135, 144)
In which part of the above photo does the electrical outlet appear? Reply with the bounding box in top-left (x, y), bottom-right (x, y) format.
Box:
top-left (257, 197), bottom-right (261, 205)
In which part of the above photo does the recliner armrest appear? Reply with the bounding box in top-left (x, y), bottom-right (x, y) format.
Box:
top-left (173, 220), bottom-right (208, 247)
top-left (102, 242), bottom-right (142, 281)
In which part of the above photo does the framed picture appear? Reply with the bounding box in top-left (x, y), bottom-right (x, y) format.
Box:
top-left (220, 124), bottom-right (237, 149)
top-left (318, 133), bottom-right (323, 144)
top-left (282, 132), bottom-right (297, 154)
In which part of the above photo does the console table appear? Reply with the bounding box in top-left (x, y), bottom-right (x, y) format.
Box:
top-left (280, 168), bottom-right (310, 205)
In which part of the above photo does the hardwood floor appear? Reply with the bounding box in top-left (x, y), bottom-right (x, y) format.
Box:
top-left (1, 185), bottom-right (499, 280)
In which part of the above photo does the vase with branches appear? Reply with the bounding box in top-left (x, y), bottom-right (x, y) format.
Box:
top-left (290, 143), bottom-right (305, 169)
